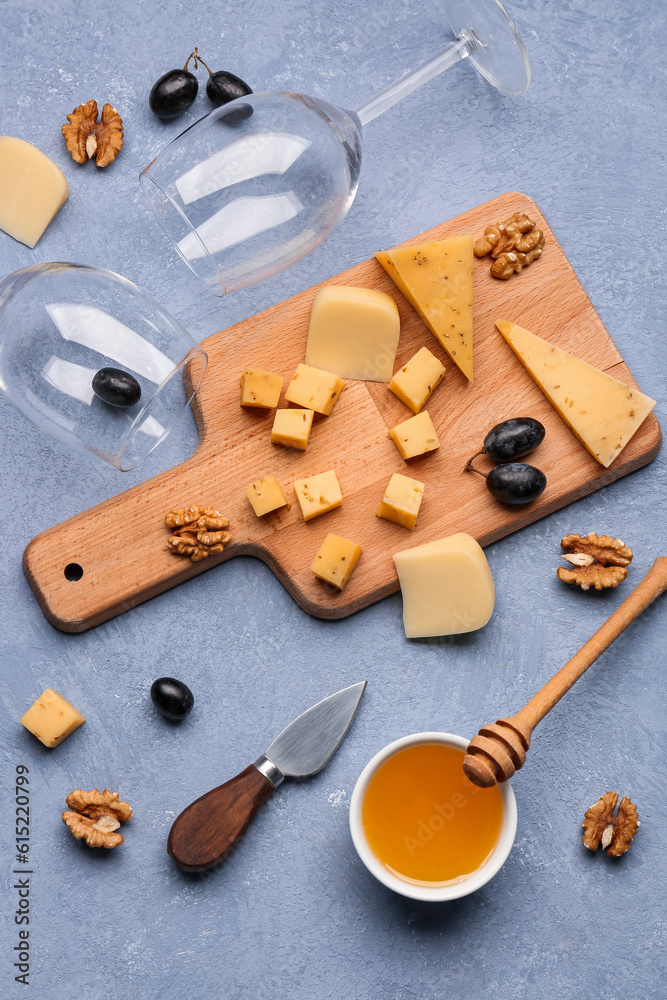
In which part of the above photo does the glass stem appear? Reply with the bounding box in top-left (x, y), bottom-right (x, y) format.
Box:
top-left (354, 34), bottom-right (473, 127)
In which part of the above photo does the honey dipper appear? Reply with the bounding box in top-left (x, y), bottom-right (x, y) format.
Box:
top-left (463, 556), bottom-right (667, 788)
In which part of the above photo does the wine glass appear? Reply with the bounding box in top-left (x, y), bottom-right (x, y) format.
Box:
top-left (140, 0), bottom-right (529, 297)
top-left (0, 263), bottom-right (207, 471)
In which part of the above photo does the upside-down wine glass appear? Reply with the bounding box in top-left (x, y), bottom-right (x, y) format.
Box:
top-left (0, 263), bottom-right (207, 471)
top-left (140, 0), bottom-right (530, 297)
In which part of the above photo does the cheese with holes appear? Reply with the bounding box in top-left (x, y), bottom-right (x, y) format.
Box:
top-left (305, 285), bottom-right (401, 382)
top-left (245, 475), bottom-right (288, 516)
top-left (377, 473), bottom-right (425, 529)
top-left (240, 369), bottom-right (282, 409)
top-left (389, 410), bottom-right (440, 460)
top-left (271, 408), bottom-right (313, 450)
top-left (294, 470), bottom-right (342, 521)
top-left (393, 533), bottom-right (495, 638)
top-left (284, 363), bottom-right (345, 415)
top-left (389, 346), bottom-right (446, 413)
top-left (0, 137), bottom-right (69, 248)
top-left (20, 688), bottom-right (85, 748)
top-left (496, 319), bottom-right (657, 468)
top-left (311, 533), bottom-right (362, 590)
top-left (376, 236), bottom-right (474, 382)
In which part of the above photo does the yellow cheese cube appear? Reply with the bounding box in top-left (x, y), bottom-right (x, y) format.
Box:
top-left (245, 475), bottom-right (288, 516)
top-left (294, 470), bottom-right (342, 521)
top-left (305, 285), bottom-right (401, 382)
top-left (20, 689), bottom-right (85, 748)
top-left (271, 408), bottom-right (314, 450)
top-left (496, 319), bottom-right (657, 468)
top-left (311, 533), bottom-right (362, 590)
top-left (389, 346), bottom-right (446, 414)
top-left (284, 363), bottom-right (345, 415)
top-left (377, 473), bottom-right (425, 529)
top-left (376, 236), bottom-right (474, 383)
top-left (240, 369), bottom-right (283, 409)
top-left (389, 410), bottom-right (440, 460)
top-left (393, 533), bottom-right (495, 638)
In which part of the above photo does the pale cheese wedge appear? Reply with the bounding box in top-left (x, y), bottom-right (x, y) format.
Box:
top-left (0, 136), bottom-right (69, 248)
top-left (393, 533), bottom-right (494, 638)
top-left (306, 286), bottom-right (400, 382)
top-left (496, 319), bottom-right (656, 468)
top-left (376, 236), bottom-right (474, 382)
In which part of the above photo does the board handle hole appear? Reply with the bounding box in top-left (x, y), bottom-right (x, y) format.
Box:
top-left (64, 563), bottom-right (84, 582)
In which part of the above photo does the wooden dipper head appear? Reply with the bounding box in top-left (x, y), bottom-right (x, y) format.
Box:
top-left (463, 559), bottom-right (667, 788)
top-left (463, 717), bottom-right (532, 788)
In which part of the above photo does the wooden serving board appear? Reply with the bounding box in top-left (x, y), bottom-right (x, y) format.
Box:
top-left (23, 193), bottom-right (661, 632)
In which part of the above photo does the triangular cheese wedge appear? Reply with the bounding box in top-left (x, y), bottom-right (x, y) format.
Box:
top-left (376, 236), bottom-right (474, 382)
top-left (496, 319), bottom-right (656, 468)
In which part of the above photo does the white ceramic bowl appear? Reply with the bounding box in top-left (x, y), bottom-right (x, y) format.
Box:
top-left (349, 732), bottom-right (517, 902)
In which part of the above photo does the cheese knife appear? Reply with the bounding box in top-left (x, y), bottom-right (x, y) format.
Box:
top-left (167, 681), bottom-right (367, 871)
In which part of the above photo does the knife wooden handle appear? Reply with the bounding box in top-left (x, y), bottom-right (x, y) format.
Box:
top-left (167, 765), bottom-right (276, 872)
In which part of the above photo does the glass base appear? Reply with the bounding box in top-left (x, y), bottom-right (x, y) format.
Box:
top-left (442, 0), bottom-right (531, 95)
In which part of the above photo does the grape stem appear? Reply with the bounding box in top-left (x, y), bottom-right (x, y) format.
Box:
top-left (183, 47), bottom-right (213, 75)
top-left (464, 449), bottom-right (488, 477)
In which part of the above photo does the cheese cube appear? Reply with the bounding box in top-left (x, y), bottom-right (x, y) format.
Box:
top-left (20, 689), bottom-right (85, 748)
top-left (389, 347), bottom-right (446, 414)
top-left (271, 408), bottom-right (314, 450)
top-left (284, 363), bottom-right (345, 415)
top-left (294, 470), bottom-right (342, 521)
top-left (393, 533), bottom-right (495, 638)
top-left (245, 475), bottom-right (288, 516)
top-left (305, 285), bottom-right (401, 382)
top-left (240, 369), bottom-right (282, 409)
top-left (389, 410), bottom-right (440, 460)
top-left (311, 533), bottom-right (362, 590)
top-left (0, 136), bottom-right (69, 248)
top-left (377, 473), bottom-right (425, 529)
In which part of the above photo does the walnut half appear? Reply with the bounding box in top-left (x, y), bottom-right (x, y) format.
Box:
top-left (582, 791), bottom-right (640, 857)
top-left (490, 237), bottom-right (544, 279)
top-left (474, 212), bottom-right (545, 279)
top-left (62, 788), bottom-right (132, 849)
top-left (166, 505), bottom-right (231, 563)
top-left (557, 532), bottom-right (633, 590)
top-left (62, 101), bottom-right (124, 167)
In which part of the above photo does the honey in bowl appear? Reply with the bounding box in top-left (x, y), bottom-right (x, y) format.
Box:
top-left (361, 742), bottom-right (504, 886)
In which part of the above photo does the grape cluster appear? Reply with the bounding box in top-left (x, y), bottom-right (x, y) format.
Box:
top-left (465, 417), bottom-right (547, 504)
top-left (149, 48), bottom-right (252, 120)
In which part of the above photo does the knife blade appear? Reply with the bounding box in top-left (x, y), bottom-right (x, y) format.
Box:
top-left (167, 681), bottom-right (366, 871)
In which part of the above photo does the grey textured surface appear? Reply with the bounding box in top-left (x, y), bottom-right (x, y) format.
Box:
top-left (0, 1), bottom-right (666, 997)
